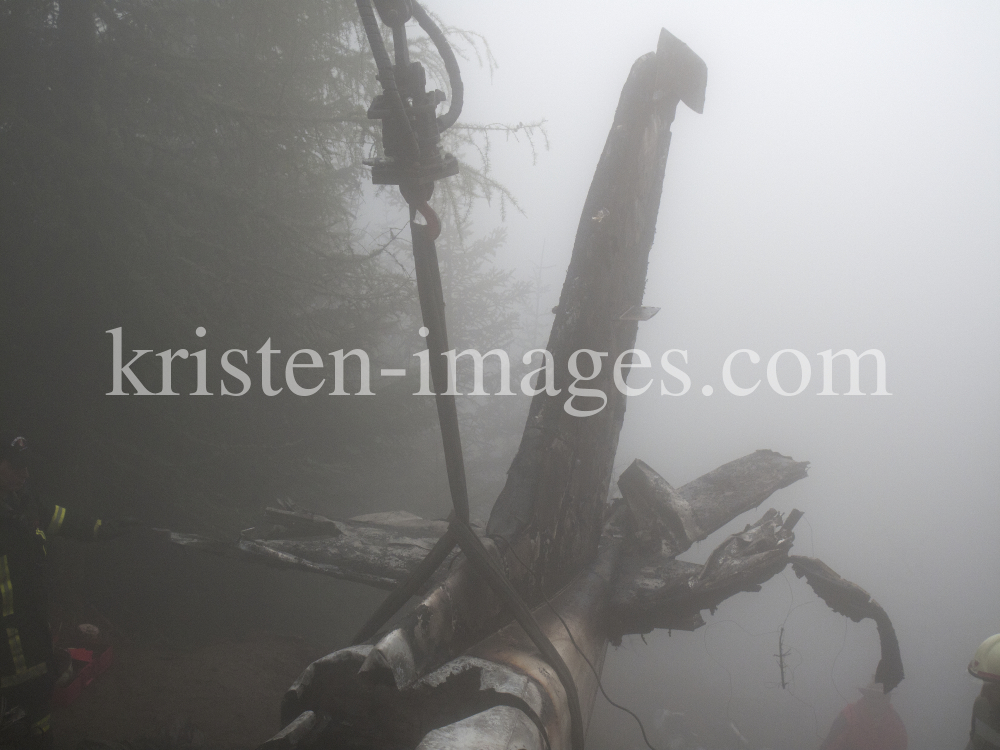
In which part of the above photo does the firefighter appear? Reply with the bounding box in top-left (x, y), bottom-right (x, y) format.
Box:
top-left (0, 430), bottom-right (130, 749)
top-left (820, 680), bottom-right (907, 750)
top-left (966, 634), bottom-right (1000, 750)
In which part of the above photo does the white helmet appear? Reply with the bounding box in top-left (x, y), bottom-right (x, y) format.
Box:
top-left (969, 635), bottom-right (1000, 682)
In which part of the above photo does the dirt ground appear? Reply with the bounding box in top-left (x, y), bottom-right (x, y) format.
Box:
top-left (52, 632), bottom-right (331, 750)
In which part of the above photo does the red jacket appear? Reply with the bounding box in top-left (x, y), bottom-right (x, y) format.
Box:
top-left (821, 699), bottom-right (908, 750)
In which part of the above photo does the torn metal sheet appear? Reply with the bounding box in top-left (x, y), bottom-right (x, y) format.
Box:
top-left (790, 555), bottom-right (905, 692)
top-left (617, 449), bottom-right (809, 554)
top-left (274, 541), bottom-right (620, 750)
top-left (609, 508), bottom-right (799, 639)
top-left (169, 510), bottom-right (460, 590)
top-left (416, 706), bottom-right (541, 750)
top-left (249, 511), bottom-right (458, 590)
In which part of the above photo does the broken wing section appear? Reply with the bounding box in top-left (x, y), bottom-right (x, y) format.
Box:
top-left (790, 555), bottom-right (905, 692)
top-left (610, 449), bottom-right (809, 637)
top-left (168, 508), bottom-right (452, 590)
top-left (609, 508), bottom-right (800, 639)
top-left (617, 449), bottom-right (809, 556)
top-left (609, 454), bottom-right (904, 694)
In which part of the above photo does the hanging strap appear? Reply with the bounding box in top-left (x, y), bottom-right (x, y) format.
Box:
top-left (351, 212), bottom-right (585, 750)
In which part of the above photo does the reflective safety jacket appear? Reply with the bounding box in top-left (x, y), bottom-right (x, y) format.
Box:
top-left (968, 690), bottom-right (1000, 750)
top-left (821, 699), bottom-right (908, 750)
top-left (0, 489), bottom-right (100, 691)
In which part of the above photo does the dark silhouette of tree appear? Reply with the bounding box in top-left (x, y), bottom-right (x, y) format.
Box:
top-left (0, 0), bottom-right (538, 531)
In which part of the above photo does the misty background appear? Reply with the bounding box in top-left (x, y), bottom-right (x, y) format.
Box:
top-left (1, 1), bottom-right (997, 749)
top-left (429, 2), bottom-right (1000, 748)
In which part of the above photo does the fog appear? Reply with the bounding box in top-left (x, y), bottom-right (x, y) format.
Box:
top-left (411, 2), bottom-right (1000, 747)
top-left (3, 2), bottom-right (997, 748)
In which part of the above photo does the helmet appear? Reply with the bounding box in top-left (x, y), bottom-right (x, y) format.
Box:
top-left (969, 635), bottom-right (1000, 682)
top-left (0, 430), bottom-right (32, 468)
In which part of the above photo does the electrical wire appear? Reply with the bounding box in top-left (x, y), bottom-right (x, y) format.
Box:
top-left (698, 572), bottom-right (833, 741)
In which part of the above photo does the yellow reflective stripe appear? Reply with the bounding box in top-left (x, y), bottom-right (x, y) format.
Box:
top-left (0, 556), bottom-right (12, 617)
top-left (47, 505), bottom-right (66, 536)
top-left (93, 519), bottom-right (102, 537)
top-left (1, 627), bottom-right (47, 688)
top-left (7, 627), bottom-right (27, 673)
top-left (30, 714), bottom-right (50, 735)
top-left (0, 662), bottom-right (47, 688)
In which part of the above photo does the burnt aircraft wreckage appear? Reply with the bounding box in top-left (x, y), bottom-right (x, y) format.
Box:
top-left (171, 8), bottom-right (903, 750)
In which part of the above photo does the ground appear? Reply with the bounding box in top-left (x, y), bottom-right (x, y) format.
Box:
top-left (44, 531), bottom-right (380, 749)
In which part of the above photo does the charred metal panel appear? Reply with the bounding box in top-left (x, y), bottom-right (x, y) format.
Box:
top-left (416, 706), bottom-right (541, 750)
top-left (610, 509), bottom-right (798, 639)
top-left (170, 510), bottom-right (459, 590)
top-left (617, 450), bottom-right (809, 554)
top-left (271, 542), bottom-right (620, 750)
top-left (790, 555), bottom-right (904, 692)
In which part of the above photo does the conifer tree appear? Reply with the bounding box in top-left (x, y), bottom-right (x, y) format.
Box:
top-left (0, 0), bottom-right (540, 528)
